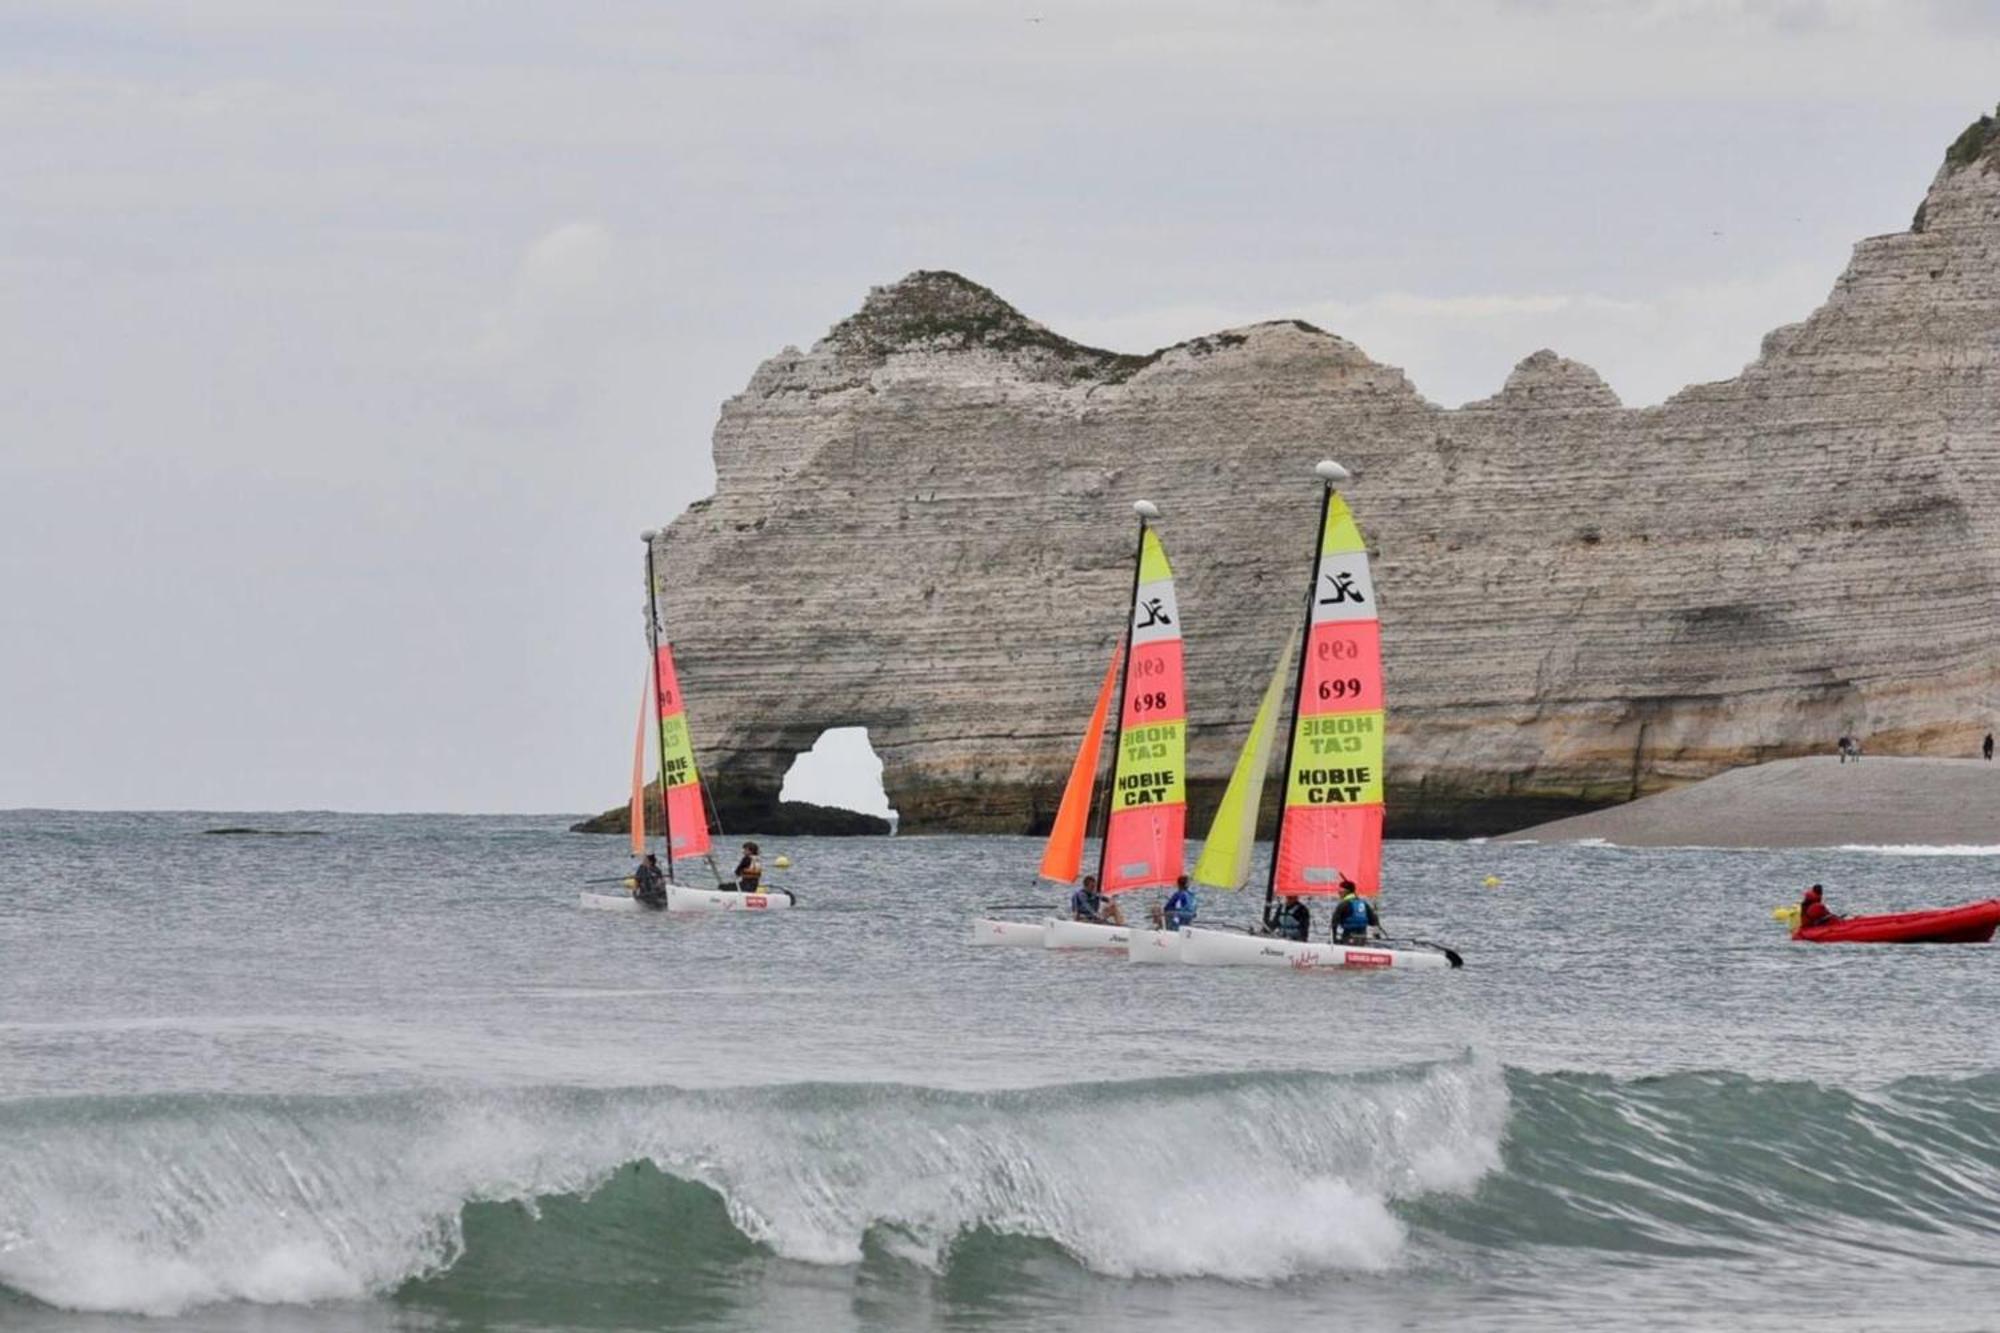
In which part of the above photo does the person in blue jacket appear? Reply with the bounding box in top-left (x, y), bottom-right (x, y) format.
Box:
top-left (1332, 879), bottom-right (1381, 944)
top-left (1155, 875), bottom-right (1197, 930)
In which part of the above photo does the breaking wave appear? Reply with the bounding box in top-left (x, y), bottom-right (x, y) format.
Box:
top-left (2, 1061), bottom-right (1996, 1319)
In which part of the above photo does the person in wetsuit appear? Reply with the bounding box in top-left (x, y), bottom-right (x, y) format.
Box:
top-left (1799, 884), bottom-right (1839, 929)
top-left (1332, 880), bottom-right (1381, 944)
top-left (734, 842), bottom-right (763, 893)
top-left (633, 853), bottom-right (667, 909)
top-left (1265, 895), bottom-right (1311, 942)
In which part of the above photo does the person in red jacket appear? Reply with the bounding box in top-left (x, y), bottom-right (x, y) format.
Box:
top-left (1799, 884), bottom-right (1839, 929)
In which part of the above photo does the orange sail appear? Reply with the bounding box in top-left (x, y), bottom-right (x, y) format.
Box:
top-left (629, 666), bottom-right (652, 857)
top-left (1039, 639), bottom-right (1124, 884)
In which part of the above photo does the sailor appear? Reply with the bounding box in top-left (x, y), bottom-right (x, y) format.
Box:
top-left (633, 853), bottom-right (667, 909)
top-left (734, 842), bottom-right (763, 893)
top-left (1159, 874), bottom-right (1198, 930)
top-left (1799, 884), bottom-right (1838, 929)
top-left (1333, 880), bottom-right (1380, 944)
top-left (1266, 894), bottom-right (1311, 942)
top-left (1070, 874), bottom-right (1125, 925)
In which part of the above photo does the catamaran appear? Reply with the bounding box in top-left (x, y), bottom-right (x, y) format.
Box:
top-left (1127, 643), bottom-right (1292, 963)
top-left (1173, 461), bottom-right (1458, 971)
top-left (969, 501), bottom-right (1187, 952)
top-left (579, 530), bottom-right (795, 916)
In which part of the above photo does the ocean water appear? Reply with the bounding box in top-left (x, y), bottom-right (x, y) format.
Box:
top-left (1, 811), bottom-right (1997, 1331)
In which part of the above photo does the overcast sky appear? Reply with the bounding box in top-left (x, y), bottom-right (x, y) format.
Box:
top-left (4, 1), bottom-right (1998, 813)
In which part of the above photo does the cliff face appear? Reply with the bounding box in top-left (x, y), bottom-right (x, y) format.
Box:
top-left (652, 114), bottom-right (2000, 836)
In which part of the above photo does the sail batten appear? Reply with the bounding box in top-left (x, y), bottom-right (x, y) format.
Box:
top-left (1274, 489), bottom-right (1386, 897)
top-left (1040, 641), bottom-right (1123, 884)
top-left (1192, 642), bottom-right (1292, 891)
top-left (1101, 526), bottom-right (1186, 894)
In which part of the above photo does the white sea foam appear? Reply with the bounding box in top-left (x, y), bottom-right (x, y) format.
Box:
top-left (0, 1059), bottom-right (1510, 1315)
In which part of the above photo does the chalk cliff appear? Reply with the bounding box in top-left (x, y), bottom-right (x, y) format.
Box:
top-left (650, 110), bottom-right (2000, 836)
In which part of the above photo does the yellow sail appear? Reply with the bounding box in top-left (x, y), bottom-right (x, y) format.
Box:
top-left (1191, 642), bottom-right (1293, 890)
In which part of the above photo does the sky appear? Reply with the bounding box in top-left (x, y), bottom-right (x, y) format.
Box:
top-left (3, 0), bottom-right (1998, 814)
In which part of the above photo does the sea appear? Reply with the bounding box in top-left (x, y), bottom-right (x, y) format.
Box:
top-left (1, 810), bottom-right (1997, 1332)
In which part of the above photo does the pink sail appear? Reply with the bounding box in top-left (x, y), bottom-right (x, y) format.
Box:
top-left (653, 644), bottom-right (713, 861)
top-left (1101, 528), bottom-right (1186, 894)
top-left (1274, 491), bottom-right (1386, 896)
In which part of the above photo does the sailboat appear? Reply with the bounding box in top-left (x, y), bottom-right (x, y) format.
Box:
top-left (969, 501), bottom-right (1187, 951)
top-left (1175, 461), bottom-right (1457, 970)
top-left (578, 529), bottom-right (795, 915)
top-left (1126, 642), bottom-right (1292, 963)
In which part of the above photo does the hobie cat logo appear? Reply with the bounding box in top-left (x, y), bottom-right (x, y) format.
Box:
top-left (1320, 571), bottom-right (1365, 605)
top-left (1136, 596), bottom-right (1173, 629)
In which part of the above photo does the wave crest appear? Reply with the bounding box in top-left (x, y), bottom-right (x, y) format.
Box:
top-left (0, 1061), bottom-right (1506, 1316)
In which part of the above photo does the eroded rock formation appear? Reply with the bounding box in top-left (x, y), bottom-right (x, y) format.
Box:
top-left (650, 111), bottom-right (2000, 836)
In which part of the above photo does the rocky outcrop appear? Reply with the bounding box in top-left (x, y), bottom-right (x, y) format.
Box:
top-left (648, 111), bottom-right (2000, 837)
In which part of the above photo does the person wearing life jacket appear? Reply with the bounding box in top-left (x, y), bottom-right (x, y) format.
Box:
top-left (633, 853), bottom-right (667, 909)
top-left (734, 842), bottom-right (763, 893)
top-left (1070, 874), bottom-right (1124, 925)
top-left (1799, 884), bottom-right (1839, 930)
top-left (1265, 895), bottom-right (1311, 942)
top-left (1157, 875), bottom-right (1197, 930)
top-left (1333, 880), bottom-right (1380, 944)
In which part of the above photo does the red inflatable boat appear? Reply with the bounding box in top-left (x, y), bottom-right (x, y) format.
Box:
top-left (1794, 898), bottom-right (2000, 944)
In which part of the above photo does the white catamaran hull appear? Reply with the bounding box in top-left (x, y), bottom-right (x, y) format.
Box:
top-left (1126, 927), bottom-right (1186, 963)
top-left (1178, 927), bottom-right (1448, 971)
top-left (577, 887), bottom-right (794, 915)
top-left (1040, 918), bottom-right (1130, 952)
top-left (969, 918), bottom-right (1049, 947)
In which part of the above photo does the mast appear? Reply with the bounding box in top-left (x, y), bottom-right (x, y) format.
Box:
top-left (641, 529), bottom-right (677, 884)
top-left (1263, 461), bottom-right (1347, 918)
top-left (1093, 501), bottom-right (1157, 890)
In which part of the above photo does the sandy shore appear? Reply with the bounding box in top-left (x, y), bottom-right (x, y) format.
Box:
top-left (1501, 756), bottom-right (2000, 848)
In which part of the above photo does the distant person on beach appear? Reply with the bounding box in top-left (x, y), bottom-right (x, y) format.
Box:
top-left (734, 842), bottom-right (762, 892)
top-left (1071, 874), bottom-right (1124, 925)
top-left (1837, 736), bottom-right (1853, 764)
top-left (1266, 895), bottom-right (1311, 942)
top-left (1333, 880), bottom-right (1381, 944)
top-left (1799, 884), bottom-right (1839, 930)
top-left (1985, 732), bottom-right (1994, 761)
top-left (633, 853), bottom-right (667, 908)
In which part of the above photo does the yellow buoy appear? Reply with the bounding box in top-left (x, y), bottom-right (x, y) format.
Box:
top-left (1482, 875), bottom-right (1501, 889)
top-left (773, 855), bottom-right (792, 870)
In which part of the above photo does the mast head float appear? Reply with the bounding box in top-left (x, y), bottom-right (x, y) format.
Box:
top-left (1314, 460), bottom-right (1350, 484)
top-left (1132, 500), bottom-right (1161, 520)
top-left (639, 529), bottom-right (658, 542)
